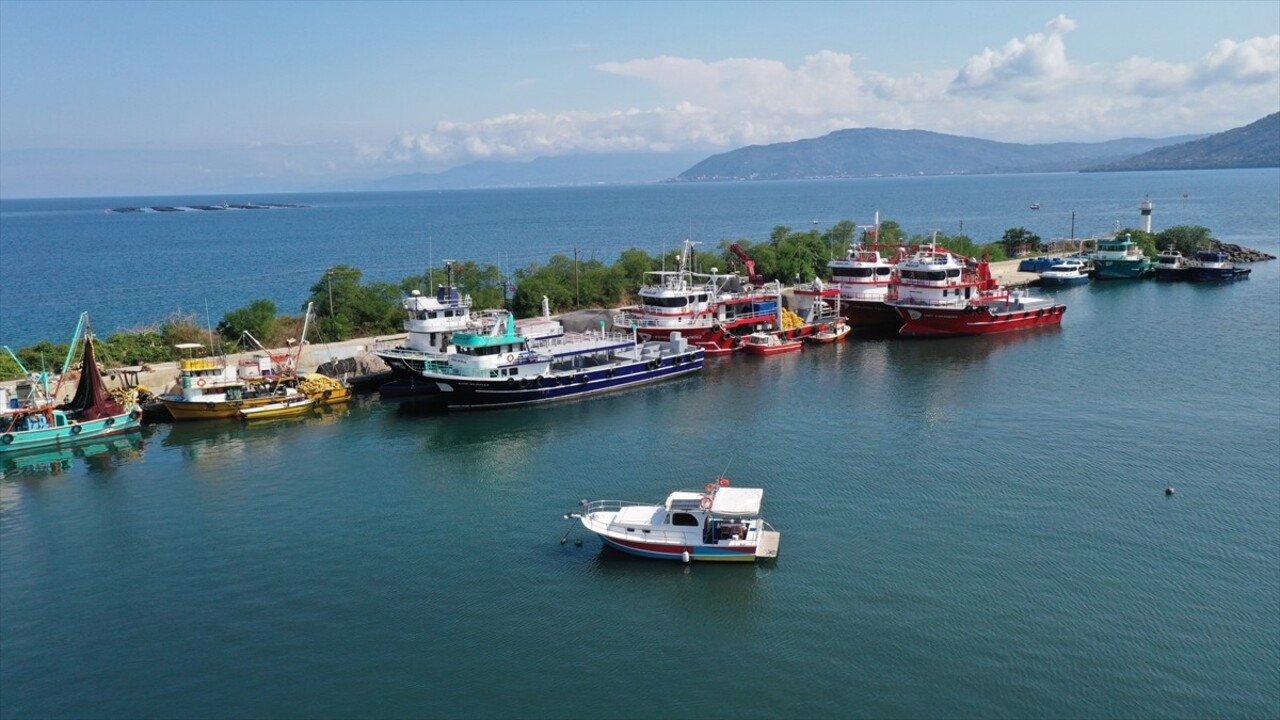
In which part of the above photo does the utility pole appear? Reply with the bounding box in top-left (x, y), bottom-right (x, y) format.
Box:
top-left (326, 270), bottom-right (335, 320)
top-left (574, 247), bottom-right (580, 309)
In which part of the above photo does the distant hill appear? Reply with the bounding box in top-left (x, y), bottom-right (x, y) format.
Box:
top-left (672, 128), bottom-right (1205, 182)
top-left (368, 152), bottom-right (708, 191)
top-left (1082, 113), bottom-right (1280, 172)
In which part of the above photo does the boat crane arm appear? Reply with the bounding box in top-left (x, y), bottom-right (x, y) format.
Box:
top-left (728, 243), bottom-right (765, 284)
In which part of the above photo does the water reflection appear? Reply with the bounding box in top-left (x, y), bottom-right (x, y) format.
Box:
top-left (0, 432), bottom-right (147, 481)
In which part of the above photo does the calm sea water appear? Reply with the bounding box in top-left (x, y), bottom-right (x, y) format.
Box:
top-left (2, 171), bottom-right (1278, 719)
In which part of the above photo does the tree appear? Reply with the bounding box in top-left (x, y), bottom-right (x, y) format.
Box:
top-left (217, 299), bottom-right (278, 344)
top-left (305, 266), bottom-right (401, 341)
top-left (999, 227), bottom-right (1042, 256)
top-left (1155, 225), bottom-right (1216, 254)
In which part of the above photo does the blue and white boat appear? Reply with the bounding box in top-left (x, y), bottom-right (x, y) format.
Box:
top-left (1038, 258), bottom-right (1091, 286)
top-left (1188, 250), bottom-right (1251, 282)
top-left (416, 312), bottom-right (703, 409)
top-left (1, 313), bottom-right (141, 454)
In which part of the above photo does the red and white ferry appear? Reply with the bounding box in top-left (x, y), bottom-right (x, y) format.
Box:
top-left (886, 241), bottom-right (1066, 337)
top-left (613, 239), bottom-right (781, 353)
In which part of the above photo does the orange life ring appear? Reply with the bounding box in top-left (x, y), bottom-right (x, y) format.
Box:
top-left (699, 496), bottom-right (712, 510)
top-left (506, 354), bottom-right (515, 363)
top-left (196, 378), bottom-right (206, 387)
top-left (718, 477), bottom-right (731, 487)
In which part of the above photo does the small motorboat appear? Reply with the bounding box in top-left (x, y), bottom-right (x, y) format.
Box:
top-left (238, 396), bottom-right (315, 421)
top-left (1038, 258), bottom-right (1091, 286)
top-left (806, 319), bottom-right (851, 343)
top-left (569, 478), bottom-right (780, 562)
top-left (740, 332), bottom-right (802, 355)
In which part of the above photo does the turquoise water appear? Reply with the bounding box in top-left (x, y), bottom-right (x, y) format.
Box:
top-left (2, 171), bottom-right (1279, 719)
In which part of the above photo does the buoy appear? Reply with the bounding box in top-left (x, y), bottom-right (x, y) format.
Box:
top-left (1165, 487), bottom-right (1175, 496)
top-left (682, 550), bottom-right (690, 563)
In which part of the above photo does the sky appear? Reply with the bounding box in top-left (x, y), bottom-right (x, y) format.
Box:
top-left (1, 0), bottom-right (1277, 198)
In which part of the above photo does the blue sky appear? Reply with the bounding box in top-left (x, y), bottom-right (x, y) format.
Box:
top-left (1, 1), bottom-right (1277, 197)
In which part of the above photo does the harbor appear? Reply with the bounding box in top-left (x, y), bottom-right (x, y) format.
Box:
top-left (2, 171), bottom-right (1277, 720)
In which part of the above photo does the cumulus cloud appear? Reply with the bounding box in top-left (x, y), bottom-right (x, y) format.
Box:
top-left (366, 16), bottom-right (1278, 168)
top-left (950, 14), bottom-right (1077, 98)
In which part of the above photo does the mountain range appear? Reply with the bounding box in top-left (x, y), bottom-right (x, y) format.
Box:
top-left (1081, 113), bottom-right (1279, 172)
top-left (365, 114), bottom-right (1277, 190)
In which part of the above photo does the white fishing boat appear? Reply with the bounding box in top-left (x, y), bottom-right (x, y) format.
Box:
top-left (569, 477), bottom-right (779, 562)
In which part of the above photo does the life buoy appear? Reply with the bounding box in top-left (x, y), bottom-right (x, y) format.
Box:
top-left (506, 354), bottom-right (515, 363)
top-left (536, 376), bottom-right (546, 387)
top-left (196, 378), bottom-right (206, 387)
top-left (578, 374), bottom-right (589, 384)
top-left (506, 378), bottom-right (516, 386)
top-left (648, 359), bottom-right (660, 370)
top-left (1, 434), bottom-right (12, 445)
top-left (699, 497), bottom-right (712, 510)
top-left (718, 477), bottom-right (731, 487)
top-left (70, 424), bottom-right (82, 435)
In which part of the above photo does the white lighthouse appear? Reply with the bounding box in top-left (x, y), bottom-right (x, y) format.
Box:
top-left (1140, 196), bottom-right (1154, 233)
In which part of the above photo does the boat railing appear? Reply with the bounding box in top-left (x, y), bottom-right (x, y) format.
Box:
top-left (835, 287), bottom-right (888, 302)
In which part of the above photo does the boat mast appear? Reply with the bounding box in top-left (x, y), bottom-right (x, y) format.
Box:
top-left (294, 302), bottom-right (314, 372)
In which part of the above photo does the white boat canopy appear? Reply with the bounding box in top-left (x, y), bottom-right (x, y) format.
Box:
top-left (710, 487), bottom-right (763, 516)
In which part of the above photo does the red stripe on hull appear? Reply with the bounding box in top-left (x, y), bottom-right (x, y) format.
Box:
top-left (896, 305), bottom-right (1066, 337)
top-left (606, 536), bottom-right (756, 555)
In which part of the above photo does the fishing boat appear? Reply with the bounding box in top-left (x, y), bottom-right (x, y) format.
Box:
top-left (1038, 258), bottom-right (1091, 286)
top-left (1153, 246), bottom-right (1191, 281)
top-left (826, 215), bottom-right (911, 332)
top-left (376, 260), bottom-right (564, 386)
top-left (569, 478), bottom-right (780, 562)
top-left (613, 239), bottom-right (780, 346)
top-left (886, 240), bottom-right (1066, 337)
top-left (238, 396), bottom-right (316, 421)
top-left (159, 304), bottom-right (350, 420)
top-left (415, 311), bottom-right (703, 410)
top-left (1188, 250), bottom-right (1251, 282)
top-left (1, 313), bottom-right (142, 454)
top-left (1092, 233), bottom-right (1153, 280)
top-left (807, 319), bottom-right (851, 343)
top-left (740, 332), bottom-right (803, 355)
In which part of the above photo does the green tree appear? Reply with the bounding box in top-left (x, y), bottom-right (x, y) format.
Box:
top-left (1155, 225), bottom-right (1215, 254)
top-left (217, 299), bottom-right (278, 344)
top-left (999, 227), bottom-right (1042, 256)
top-left (306, 266), bottom-right (401, 341)
top-left (873, 220), bottom-right (907, 245)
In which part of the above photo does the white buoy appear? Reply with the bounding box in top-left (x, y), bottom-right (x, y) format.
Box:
top-left (1165, 487), bottom-right (1175, 496)
top-left (682, 550), bottom-right (690, 563)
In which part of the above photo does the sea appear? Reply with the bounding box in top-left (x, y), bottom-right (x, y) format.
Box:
top-left (1, 169), bottom-right (1277, 719)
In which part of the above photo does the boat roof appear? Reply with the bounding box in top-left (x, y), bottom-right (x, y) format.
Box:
top-left (453, 332), bottom-right (524, 348)
top-left (710, 487), bottom-right (763, 516)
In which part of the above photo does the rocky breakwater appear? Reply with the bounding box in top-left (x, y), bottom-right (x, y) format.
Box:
top-left (1215, 242), bottom-right (1276, 263)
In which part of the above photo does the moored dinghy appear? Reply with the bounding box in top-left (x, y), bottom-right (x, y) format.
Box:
top-left (570, 478), bottom-right (779, 562)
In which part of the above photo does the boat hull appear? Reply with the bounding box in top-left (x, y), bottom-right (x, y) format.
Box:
top-left (1189, 267), bottom-right (1251, 282)
top-left (1154, 268), bottom-right (1190, 282)
top-left (1093, 259), bottom-right (1152, 279)
top-left (0, 409), bottom-right (142, 454)
top-left (599, 534), bottom-right (758, 562)
top-left (424, 352), bottom-right (704, 409)
top-left (162, 386), bottom-right (348, 421)
top-left (1038, 275), bottom-right (1089, 286)
top-left (840, 299), bottom-right (901, 331)
top-left (895, 304), bottom-right (1066, 337)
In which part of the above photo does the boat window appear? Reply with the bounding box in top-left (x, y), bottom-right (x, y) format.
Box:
top-left (875, 267), bottom-right (892, 277)
top-left (645, 296), bottom-right (690, 308)
top-left (833, 267), bottom-right (874, 279)
top-left (946, 269), bottom-right (961, 278)
top-left (671, 513), bottom-right (699, 527)
top-left (696, 294), bottom-right (709, 303)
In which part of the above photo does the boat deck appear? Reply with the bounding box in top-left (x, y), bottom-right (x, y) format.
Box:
top-left (755, 530), bottom-right (780, 558)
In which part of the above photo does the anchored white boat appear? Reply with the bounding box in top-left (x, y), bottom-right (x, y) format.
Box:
top-left (570, 478), bottom-right (780, 562)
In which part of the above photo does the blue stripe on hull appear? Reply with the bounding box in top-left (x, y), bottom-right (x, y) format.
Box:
top-left (436, 359), bottom-right (704, 409)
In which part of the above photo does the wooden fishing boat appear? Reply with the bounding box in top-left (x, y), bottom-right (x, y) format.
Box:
top-left (806, 319), bottom-right (850, 343)
top-left (238, 396), bottom-right (316, 421)
top-left (1, 313), bottom-right (142, 454)
top-left (740, 332), bottom-right (803, 355)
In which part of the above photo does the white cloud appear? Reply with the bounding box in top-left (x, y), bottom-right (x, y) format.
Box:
top-left (368, 17), bottom-right (1278, 168)
top-left (950, 14), bottom-right (1077, 98)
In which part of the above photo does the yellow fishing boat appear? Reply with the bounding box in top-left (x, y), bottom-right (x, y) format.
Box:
top-left (238, 396), bottom-right (315, 421)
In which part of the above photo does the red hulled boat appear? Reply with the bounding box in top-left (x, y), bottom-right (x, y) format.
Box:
top-left (886, 242), bottom-right (1066, 337)
top-left (827, 213), bottom-right (913, 332)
